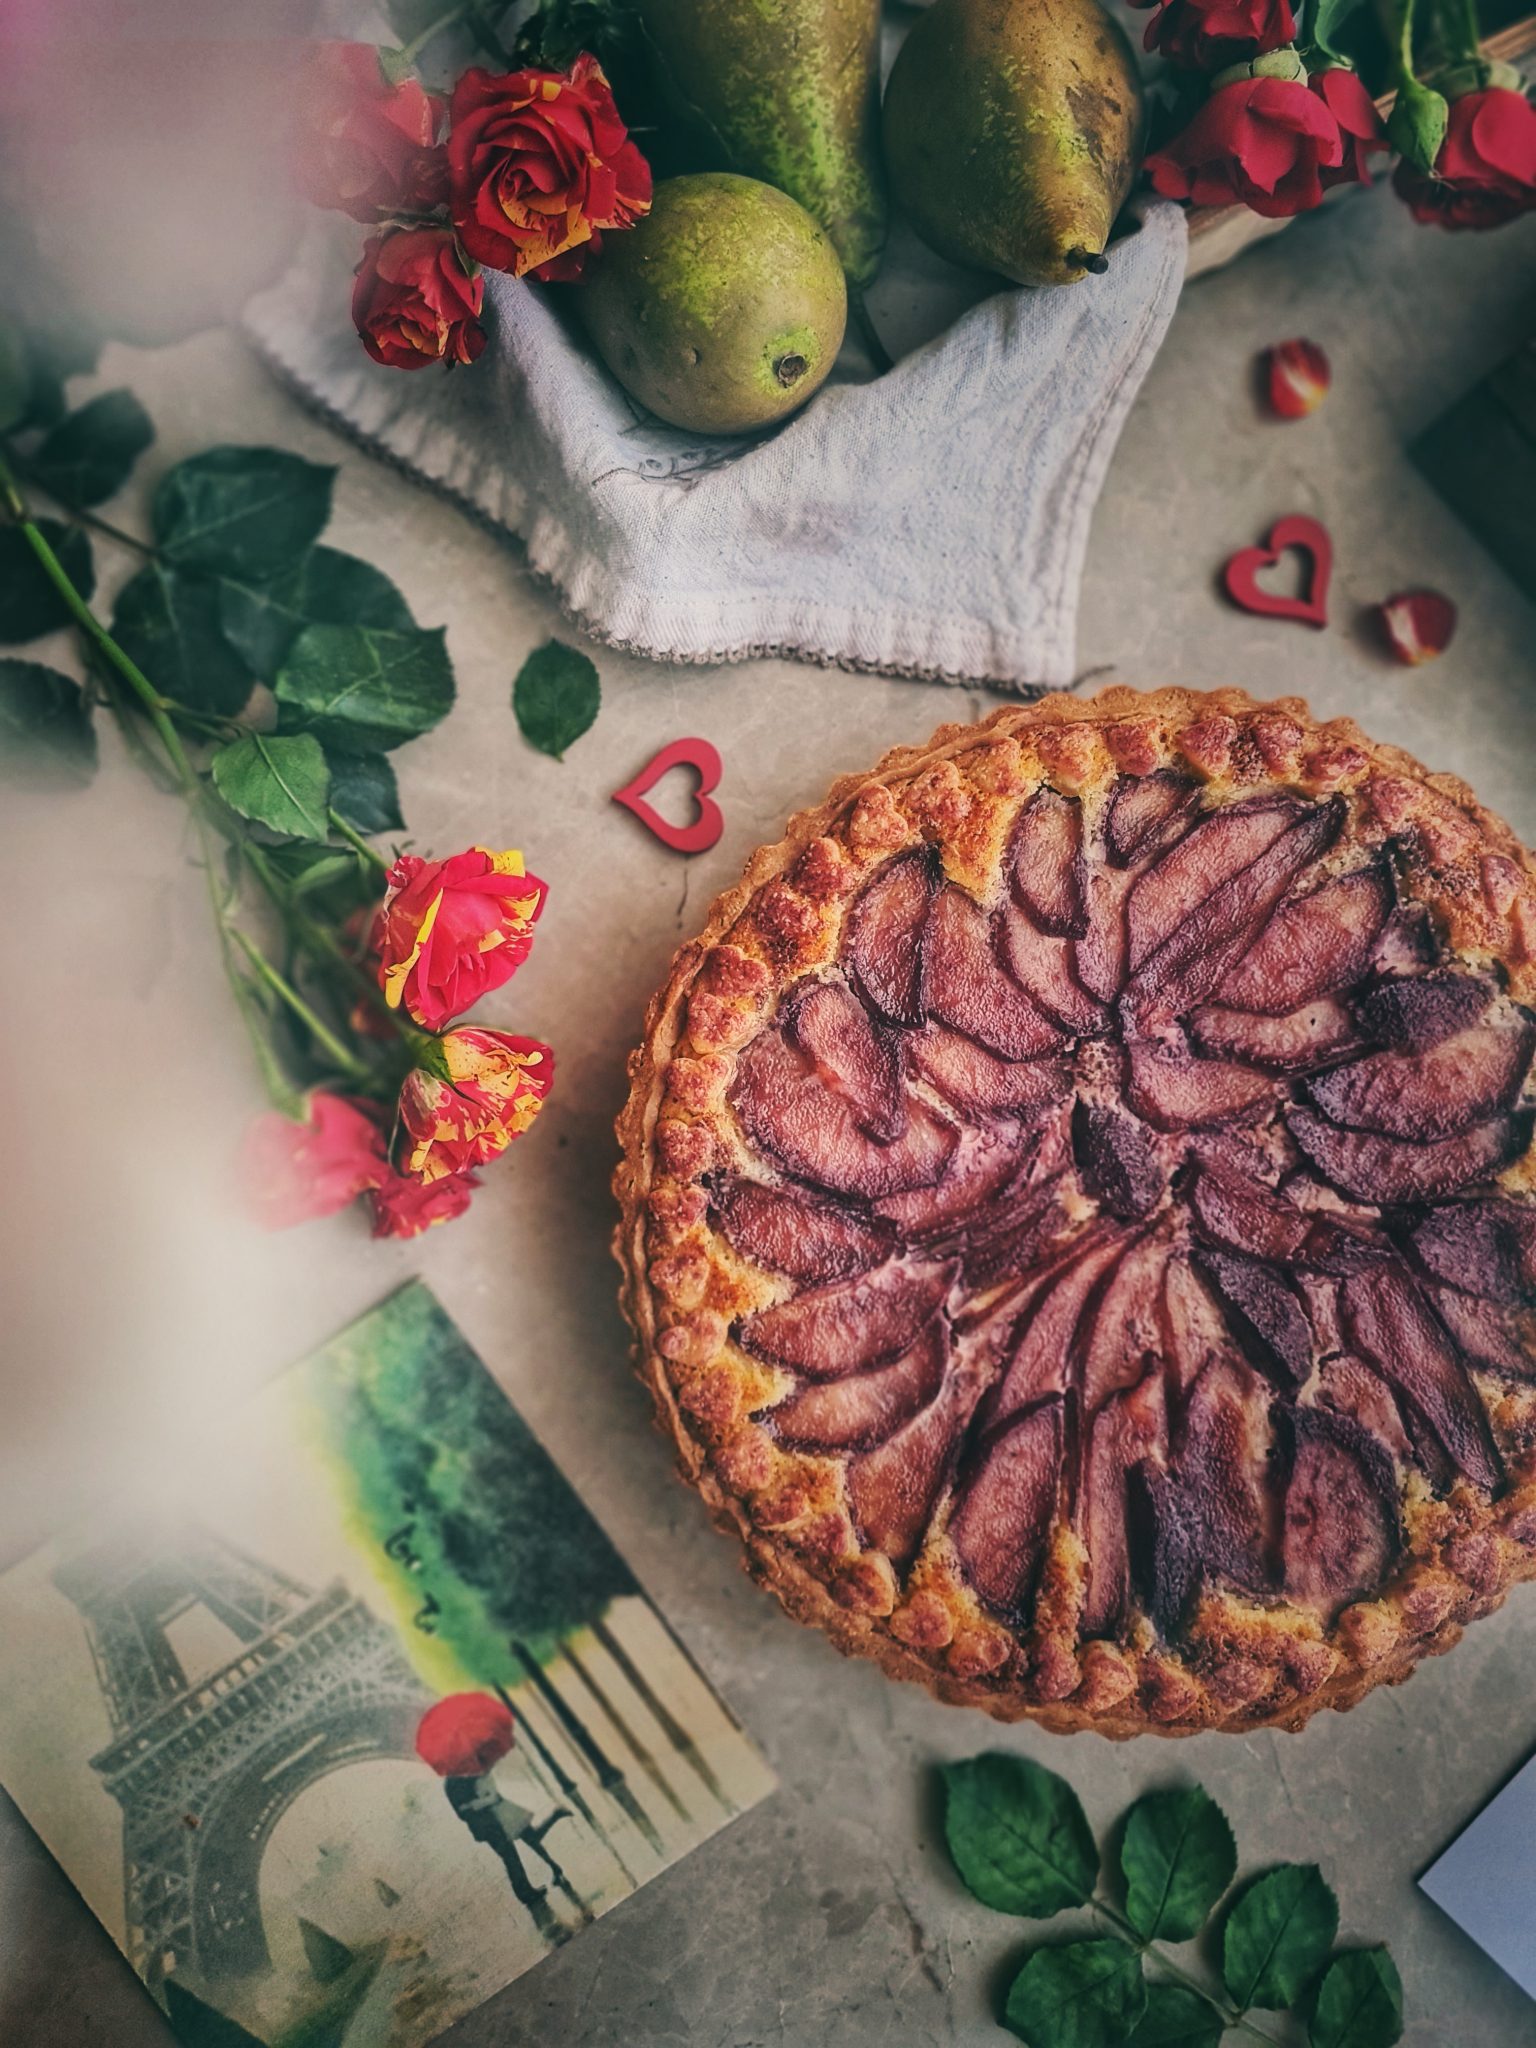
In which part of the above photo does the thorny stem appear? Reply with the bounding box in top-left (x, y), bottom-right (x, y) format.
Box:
top-left (228, 926), bottom-right (372, 1082)
top-left (1090, 1898), bottom-right (1285, 2045)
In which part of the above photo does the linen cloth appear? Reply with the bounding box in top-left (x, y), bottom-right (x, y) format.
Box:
top-left (244, 199), bottom-right (1186, 692)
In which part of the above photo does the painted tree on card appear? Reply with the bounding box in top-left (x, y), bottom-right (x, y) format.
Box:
top-left (307, 1289), bottom-right (675, 1865)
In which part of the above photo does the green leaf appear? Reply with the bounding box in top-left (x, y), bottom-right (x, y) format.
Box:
top-left (1127, 1984), bottom-right (1223, 2048)
top-left (153, 446), bottom-right (335, 581)
top-left (0, 522), bottom-right (95, 643)
top-left (275, 622), bottom-right (454, 754)
top-left (1308, 0), bottom-right (1364, 63)
top-left (111, 563), bottom-right (253, 717)
top-left (327, 749), bottom-right (404, 834)
top-left (512, 637), bottom-right (601, 759)
top-left (940, 1754), bottom-right (1098, 1917)
top-left (1308, 1949), bottom-right (1403, 2048)
top-left (1223, 1865), bottom-right (1339, 2013)
top-left (0, 317), bottom-right (31, 431)
top-left (210, 732), bottom-right (331, 841)
top-left (0, 658), bottom-right (98, 788)
top-left (1387, 77), bottom-right (1448, 175)
top-left (1121, 1786), bottom-right (1237, 1943)
top-left (28, 390), bottom-right (154, 507)
top-left (1005, 1939), bottom-right (1146, 2048)
top-left (218, 545), bottom-right (414, 678)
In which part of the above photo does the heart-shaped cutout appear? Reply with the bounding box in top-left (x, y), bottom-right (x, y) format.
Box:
top-left (613, 737), bottom-right (724, 854)
top-left (1222, 513), bottom-right (1332, 629)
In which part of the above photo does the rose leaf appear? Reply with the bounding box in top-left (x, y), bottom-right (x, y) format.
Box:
top-left (1223, 1864), bottom-right (1339, 2012)
top-left (219, 546), bottom-right (415, 679)
top-left (0, 658), bottom-right (98, 788)
top-left (940, 1754), bottom-right (1098, 1917)
top-left (0, 522), bottom-right (95, 643)
top-left (513, 637), bottom-right (601, 760)
top-left (111, 562), bottom-right (253, 717)
top-left (28, 390), bottom-right (155, 507)
top-left (211, 732), bottom-right (331, 842)
top-left (154, 446), bottom-right (335, 581)
top-left (275, 622), bottom-right (454, 754)
top-left (1004, 1938), bottom-right (1147, 2048)
top-left (1121, 1785), bottom-right (1237, 1943)
top-left (1308, 1948), bottom-right (1403, 2048)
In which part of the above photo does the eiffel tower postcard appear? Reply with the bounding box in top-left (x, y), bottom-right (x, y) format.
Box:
top-left (0, 1282), bottom-right (774, 2047)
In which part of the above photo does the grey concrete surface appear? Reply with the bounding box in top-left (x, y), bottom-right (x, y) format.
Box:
top-left (3, 178), bottom-right (1535, 2048)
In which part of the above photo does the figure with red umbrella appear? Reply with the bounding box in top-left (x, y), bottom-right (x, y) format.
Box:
top-left (415, 1692), bottom-right (592, 1944)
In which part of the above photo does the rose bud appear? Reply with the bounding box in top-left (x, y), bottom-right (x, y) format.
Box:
top-left (1393, 85), bottom-right (1536, 231)
top-left (1145, 69), bottom-right (1347, 217)
top-left (352, 228), bottom-right (487, 370)
top-left (399, 1029), bottom-right (555, 1183)
top-left (1263, 337), bottom-right (1331, 418)
top-left (372, 845), bottom-right (550, 1031)
top-left (446, 54), bottom-right (652, 279)
top-left (1377, 589), bottom-right (1458, 665)
top-left (242, 1093), bottom-right (387, 1229)
top-left (295, 41), bottom-right (448, 221)
top-left (370, 1166), bottom-right (481, 1239)
top-left (1140, 0), bottom-right (1297, 72)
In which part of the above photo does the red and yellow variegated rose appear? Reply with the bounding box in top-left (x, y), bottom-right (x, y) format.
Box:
top-left (370, 1165), bottom-right (481, 1238)
top-left (399, 1028), bottom-right (555, 1182)
top-left (446, 56), bottom-right (652, 280)
top-left (352, 228), bottom-right (487, 370)
top-left (296, 41), bottom-right (449, 220)
top-left (243, 1092), bottom-right (387, 1228)
top-left (372, 845), bottom-right (550, 1030)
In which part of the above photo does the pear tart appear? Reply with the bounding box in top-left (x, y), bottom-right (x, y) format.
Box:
top-left (613, 690), bottom-right (1536, 1734)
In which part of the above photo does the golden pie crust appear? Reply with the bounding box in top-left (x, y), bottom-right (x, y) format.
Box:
top-left (613, 687), bottom-right (1536, 1736)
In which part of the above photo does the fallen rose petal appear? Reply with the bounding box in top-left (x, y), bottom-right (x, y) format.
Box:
top-left (1377, 589), bottom-right (1458, 665)
top-left (1264, 337), bottom-right (1330, 419)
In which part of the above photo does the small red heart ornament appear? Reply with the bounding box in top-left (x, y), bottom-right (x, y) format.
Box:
top-left (612, 737), bottom-right (724, 854)
top-left (1222, 514), bottom-right (1332, 629)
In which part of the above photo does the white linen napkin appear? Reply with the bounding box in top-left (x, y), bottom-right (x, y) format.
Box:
top-left (244, 193), bottom-right (1185, 693)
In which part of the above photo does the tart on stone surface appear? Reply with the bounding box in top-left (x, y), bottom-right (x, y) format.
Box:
top-left (613, 688), bottom-right (1536, 1735)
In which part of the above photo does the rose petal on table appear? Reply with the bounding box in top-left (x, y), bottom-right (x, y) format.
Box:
top-left (1377, 588), bottom-right (1457, 666)
top-left (1264, 337), bottom-right (1331, 419)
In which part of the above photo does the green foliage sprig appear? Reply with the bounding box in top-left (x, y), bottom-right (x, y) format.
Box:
top-left (0, 319), bottom-right (456, 1119)
top-left (941, 1753), bottom-right (1403, 2048)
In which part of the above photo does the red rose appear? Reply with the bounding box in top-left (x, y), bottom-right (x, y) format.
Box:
top-left (416, 1693), bottom-right (516, 1778)
top-left (446, 55), bottom-right (652, 279)
top-left (1312, 65), bottom-right (1389, 188)
top-left (1139, 0), bottom-right (1296, 71)
top-left (398, 1028), bottom-right (555, 1183)
top-left (352, 228), bottom-right (486, 370)
top-left (296, 41), bottom-right (448, 221)
top-left (372, 845), bottom-right (549, 1030)
top-left (1146, 73), bottom-right (1345, 216)
top-left (242, 1092), bottom-right (387, 1229)
top-left (1393, 86), bottom-right (1536, 230)
top-left (370, 1166), bottom-right (481, 1238)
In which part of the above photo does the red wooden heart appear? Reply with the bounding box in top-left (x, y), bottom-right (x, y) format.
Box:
top-left (612, 738), bottom-right (724, 854)
top-left (1222, 514), bottom-right (1332, 629)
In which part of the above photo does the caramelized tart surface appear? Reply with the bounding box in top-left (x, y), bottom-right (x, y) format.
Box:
top-left (614, 689), bottom-right (1536, 1734)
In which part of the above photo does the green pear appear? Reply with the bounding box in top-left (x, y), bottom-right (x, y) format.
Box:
top-left (883, 0), bottom-right (1146, 287)
top-left (631, 0), bottom-right (887, 287)
top-left (580, 174), bottom-right (848, 435)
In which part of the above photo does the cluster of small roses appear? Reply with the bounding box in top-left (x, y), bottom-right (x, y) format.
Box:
top-left (246, 846), bottom-right (554, 1239)
top-left (1134, 0), bottom-right (1536, 230)
top-left (296, 41), bottom-right (651, 371)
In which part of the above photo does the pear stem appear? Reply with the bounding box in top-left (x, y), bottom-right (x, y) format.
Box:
top-left (1070, 247), bottom-right (1110, 274)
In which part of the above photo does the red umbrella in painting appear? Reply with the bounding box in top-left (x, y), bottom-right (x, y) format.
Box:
top-left (414, 1693), bottom-right (588, 1940)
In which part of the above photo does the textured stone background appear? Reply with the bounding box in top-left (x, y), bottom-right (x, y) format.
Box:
top-left (3, 180), bottom-right (1535, 2047)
